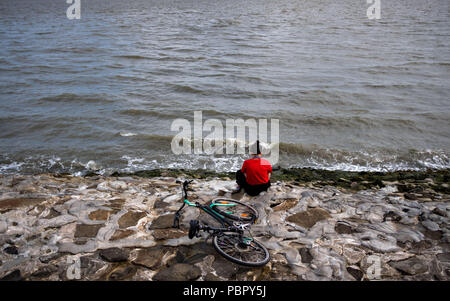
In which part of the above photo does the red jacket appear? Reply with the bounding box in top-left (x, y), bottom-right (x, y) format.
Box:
top-left (241, 158), bottom-right (272, 186)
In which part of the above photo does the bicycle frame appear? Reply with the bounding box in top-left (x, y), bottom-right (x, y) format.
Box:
top-left (172, 181), bottom-right (249, 235)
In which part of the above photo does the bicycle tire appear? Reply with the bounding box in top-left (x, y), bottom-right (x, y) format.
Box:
top-left (213, 233), bottom-right (270, 267)
top-left (209, 199), bottom-right (259, 223)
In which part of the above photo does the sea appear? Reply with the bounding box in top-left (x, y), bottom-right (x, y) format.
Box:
top-left (0, 0), bottom-right (449, 175)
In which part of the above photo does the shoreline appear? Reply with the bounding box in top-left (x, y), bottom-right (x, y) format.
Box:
top-left (0, 169), bottom-right (449, 281)
top-left (104, 167), bottom-right (449, 193)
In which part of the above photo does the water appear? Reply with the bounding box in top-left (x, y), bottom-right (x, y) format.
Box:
top-left (0, 0), bottom-right (449, 175)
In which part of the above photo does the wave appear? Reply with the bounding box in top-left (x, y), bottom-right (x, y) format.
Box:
top-left (35, 93), bottom-right (116, 104)
top-left (1, 142), bottom-right (449, 176)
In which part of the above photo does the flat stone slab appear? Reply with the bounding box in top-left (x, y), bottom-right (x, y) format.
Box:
top-left (99, 248), bottom-right (129, 262)
top-left (88, 209), bottom-right (110, 221)
top-left (286, 208), bottom-right (331, 229)
top-left (0, 198), bottom-right (46, 210)
top-left (148, 214), bottom-right (175, 230)
top-left (389, 257), bottom-right (429, 275)
top-left (152, 229), bottom-right (187, 240)
top-left (152, 263), bottom-right (201, 281)
top-left (74, 224), bottom-right (104, 238)
top-left (132, 246), bottom-right (173, 270)
top-left (110, 229), bottom-right (135, 241)
top-left (118, 211), bottom-right (146, 228)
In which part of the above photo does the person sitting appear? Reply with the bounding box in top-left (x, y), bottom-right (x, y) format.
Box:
top-left (233, 140), bottom-right (272, 196)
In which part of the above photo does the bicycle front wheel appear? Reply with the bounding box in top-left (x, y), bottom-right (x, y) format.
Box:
top-left (209, 199), bottom-right (258, 223)
top-left (213, 233), bottom-right (270, 267)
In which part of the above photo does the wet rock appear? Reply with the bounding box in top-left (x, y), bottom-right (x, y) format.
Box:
top-left (152, 263), bottom-right (201, 281)
top-left (148, 214), bottom-right (175, 230)
top-left (110, 229), bottom-right (135, 241)
top-left (286, 208), bottom-right (331, 229)
top-left (88, 209), bottom-right (110, 221)
top-left (74, 224), bottom-right (104, 238)
top-left (118, 211), bottom-right (146, 229)
top-left (389, 257), bottom-right (428, 275)
top-left (0, 270), bottom-right (22, 281)
top-left (99, 248), bottom-right (129, 262)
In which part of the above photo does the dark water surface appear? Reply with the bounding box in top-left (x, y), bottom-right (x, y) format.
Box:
top-left (0, 0), bottom-right (449, 175)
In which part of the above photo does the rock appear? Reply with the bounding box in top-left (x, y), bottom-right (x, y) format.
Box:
top-left (43, 208), bottom-right (61, 219)
top-left (423, 230), bottom-right (443, 240)
top-left (88, 210), bottom-right (110, 221)
top-left (347, 266), bottom-right (363, 281)
top-left (404, 193), bottom-right (417, 200)
top-left (132, 246), bottom-right (173, 270)
top-left (106, 198), bottom-right (126, 210)
top-left (437, 253), bottom-right (450, 262)
top-left (360, 233), bottom-right (401, 253)
top-left (39, 214), bottom-right (78, 229)
top-left (153, 199), bottom-right (170, 209)
top-left (4, 246), bottom-right (18, 255)
top-left (286, 208), bottom-right (331, 229)
top-left (342, 245), bottom-right (365, 265)
top-left (31, 265), bottom-right (58, 278)
top-left (148, 214), bottom-right (175, 230)
top-left (389, 257), bottom-right (428, 275)
top-left (0, 197), bottom-right (46, 210)
top-left (110, 229), bottom-right (135, 241)
top-left (108, 181), bottom-right (127, 191)
top-left (108, 265), bottom-right (137, 281)
top-left (432, 207), bottom-right (447, 217)
top-left (118, 211), bottom-right (146, 228)
top-left (335, 221), bottom-right (354, 234)
top-left (74, 224), bottom-right (104, 238)
top-left (0, 270), bottom-right (22, 281)
top-left (299, 248), bottom-right (313, 264)
top-left (272, 198), bottom-right (298, 212)
top-left (0, 221), bottom-right (7, 233)
top-left (39, 253), bottom-right (64, 264)
top-left (152, 229), bottom-right (187, 240)
top-left (421, 220), bottom-right (440, 232)
top-left (99, 248), bottom-right (129, 262)
top-left (152, 263), bottom-right (201, 281)
top-left (383, 211), bottom-right (402, 222)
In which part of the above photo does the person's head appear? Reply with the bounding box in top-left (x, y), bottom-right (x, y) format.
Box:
top-left (250, 140), bottom-right (262, 158)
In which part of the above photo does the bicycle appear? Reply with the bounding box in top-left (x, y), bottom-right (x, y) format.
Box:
top-left (172, 180), bottom-right (270, 267)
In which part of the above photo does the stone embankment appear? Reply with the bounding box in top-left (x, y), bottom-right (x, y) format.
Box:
top-left (0, 171), bottom-right (449, 281)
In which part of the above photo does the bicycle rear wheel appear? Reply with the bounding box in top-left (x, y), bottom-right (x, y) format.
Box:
top-left (209, 199), bottom-right (258, 223)
top-left (213, 233), bottom-right (270, 267)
